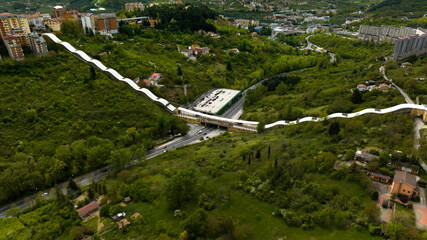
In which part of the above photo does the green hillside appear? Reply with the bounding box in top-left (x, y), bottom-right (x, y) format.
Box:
top-left (368, 0), bottom-right (427, 18)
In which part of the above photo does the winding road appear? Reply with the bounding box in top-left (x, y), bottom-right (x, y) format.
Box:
top-left (303, 35), bottom-right (336, 63)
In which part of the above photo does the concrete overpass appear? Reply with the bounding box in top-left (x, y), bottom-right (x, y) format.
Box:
top-left (176, 107), bottom-right (258, 132)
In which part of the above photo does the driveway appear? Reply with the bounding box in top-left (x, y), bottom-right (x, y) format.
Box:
top-left (413, 187), bottom-right (427, 229)
top-left (373, 182), bottom-right (390, 194)
top-left (378, 195), bottom-right (392, 222)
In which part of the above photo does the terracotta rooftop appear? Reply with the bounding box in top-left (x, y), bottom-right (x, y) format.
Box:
top-left (26, 14), bottom-right (41, 18)
top-left (368, 172), bottom-right (391, 180)
top-left (393, 170), bottom-right (417, 188)
top-left (76, 201), bottom-right (99, 217)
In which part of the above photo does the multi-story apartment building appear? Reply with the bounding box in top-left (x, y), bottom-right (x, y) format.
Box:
top-left (28, 33), bottom-right (48, 56)
top-left (125, 2), bottom-right (145, 11)
top-left (43, 18), bottom-right (62, 32)
top-left (26, 14), bottom-right (45, 29)
top-left (359, 25), bottom-right (427, 61)
top-left (358, 25), bottom-right (417, 42)
top-left (393, 30), bottom-right (427, 61)
top-left (0, 13), bottom-right (31, 39)
top-left (78, 13), bottom-right (95, 35)
top-left (94, 14), bottom-right (118, 35)
top-left (4, 35), bottom-right (24, 61)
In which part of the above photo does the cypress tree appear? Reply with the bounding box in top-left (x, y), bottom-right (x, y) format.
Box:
top-left (328, 122), bottom-right (340, 135)
top-left (248, 155), bottom-right (251, 165)
top-left (226, 62), bottom-right (232, 71)
top-left (351, 89), bottom-right (363, 104)
top-left (178, 65), bottom-right (182, 76)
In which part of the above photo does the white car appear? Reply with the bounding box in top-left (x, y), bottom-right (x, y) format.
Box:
top-left (42, 192), bottom-right (48, 197)
top-left (198, 130), bottom-right (203, 134)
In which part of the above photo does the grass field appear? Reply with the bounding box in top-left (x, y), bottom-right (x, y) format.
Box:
top-left (90, 124), bottom-right (410, 239)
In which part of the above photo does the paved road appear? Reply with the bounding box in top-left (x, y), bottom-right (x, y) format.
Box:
top-left (303, 35), bottom-right (336, 63)
top-left (0, 124), bottom-right (222, 218)
top-left (0, 65), bottom-right (307, 218)
top-left (380, 65), bottom-right (427, 172)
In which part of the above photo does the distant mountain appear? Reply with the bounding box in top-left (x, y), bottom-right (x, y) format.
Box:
top-left (368, 0), bottom-right (427, 18)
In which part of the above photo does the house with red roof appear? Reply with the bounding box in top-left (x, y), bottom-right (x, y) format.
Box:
top-left (149, 73), bottom-right (162, 82)
top-left (76, 201), bottom-right (100, 219)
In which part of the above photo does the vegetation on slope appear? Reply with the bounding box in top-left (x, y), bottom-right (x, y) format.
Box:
top-left (242, 34), bottom-right (402, 123)
top-left (59, 20), bottom-right (327, 105)
top-left (0, 113), bottom-right (417, 239)
top-left (0, 49), bottom-right (187, 204)
top-left (368, 0), bottom-right (427, 18)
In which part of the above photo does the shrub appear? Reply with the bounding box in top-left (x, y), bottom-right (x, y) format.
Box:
top-left (382, 199), bottom-right (389, 208)
top-left (371, 191), bottom-right (379, 201)
top-left (199, 193), bottom-right (216, 211)
top-left (412, 195), bottom-right (421, 202)
top-left (100, 205), bottom-right (110, 218)
top-left (109, 205), bottom-right (124, 216)
top-left (181, 209), bottom-right (207, 239)
top-left (174, 209), bottom-right (186, 218)
top-left (368, 149), bottom-right (380, 156)
top-left (99, 197), bottom-right (108, 205)
top-left (368, 222), bottom-right (382, 235)
top-left (120, 182), bottom-right (155, 202)
top-left (399, 195), bottom-right (409, 203)
top-left (408, 202), bottom-right (413, 209)
top-left (418, 179), bottom-right (426, 188)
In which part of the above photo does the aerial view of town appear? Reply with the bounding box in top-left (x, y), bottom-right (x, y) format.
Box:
top-left (0, 0), bottom-right (426, 239)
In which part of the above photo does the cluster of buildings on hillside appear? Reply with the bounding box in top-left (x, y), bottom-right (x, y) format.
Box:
top-left (0, 13), bottom-right (48, 60)
top-left (125, 1), bottom-right (182, 11)
top-left (135, 72), bottom-right (162, 87)
top-left (233, 19), bottom-right (260, 28)
top-left (356, 81), bottom-right (391, 92)
top-left (45, 6), bottom-right (119, 35)
top-left (180, 44), bottom-right (210, 60)
top-left (336, 149), bottom-right (421, 201)
top-left (268, 9), bottom-right (332, 23)
top-left (358, 25), bottom-right (427, 61)
top-left (195, 29), bottom-right (220, 39)
top-left (221, 9), bottom-right (358, 39)
top-left (0, 6), bottom-right (121, 61)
